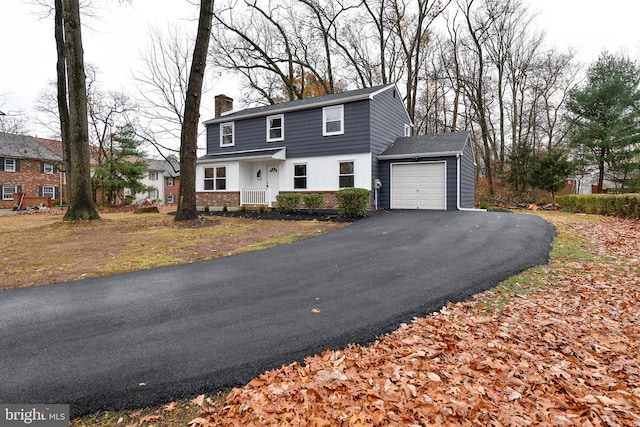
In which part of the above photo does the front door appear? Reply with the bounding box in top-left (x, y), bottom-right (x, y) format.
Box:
top-left (266, 163), bottom-right (280, 203)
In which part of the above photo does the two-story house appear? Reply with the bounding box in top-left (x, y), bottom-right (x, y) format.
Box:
top-left (196, 84), bottom-right (475, 211)
top-left (130, 158), bottom-right (180, 206)
top-left (0, 133), bottom-right (64, 209)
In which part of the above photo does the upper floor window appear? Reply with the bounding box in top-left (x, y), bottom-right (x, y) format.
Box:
top-left (167, 177), bottom-right (174, 187)
top-left (404, 124), bottom-right (412, 137)
top-left (267, 114), bottom-right (284, 142)
top-left (42, 162), bottom-right (55, 174)
top-left (294, 164), bottom-right (307, 189)
top-left (339, 161), bottom-right (354, 188)
top-left (220, 122), bottom-right (235, 146)
top-left (323, 105), bottom-right (344, 136)
top-left (3, 158), bottom-right (16, 172)
top-left (149, 171), bottom-right (159, 181)
top-left (204, 166), bottom-right (226, 190)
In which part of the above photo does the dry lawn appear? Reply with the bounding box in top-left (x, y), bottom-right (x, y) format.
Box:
top-left (0, 208), bottom-right (346, 290)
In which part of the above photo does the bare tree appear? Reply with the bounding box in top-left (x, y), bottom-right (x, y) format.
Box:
top-left (175, 0), bottom-right (215, 221)
top-left (0, 100), bottom-right (29, 134)
top-left (134, 25), bottom-right (192, 151)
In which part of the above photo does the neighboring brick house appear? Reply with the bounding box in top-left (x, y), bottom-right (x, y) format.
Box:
top-left (0, 133), bottom-right (64, 209)
top-left (130, 158), bottom-right (180, 206)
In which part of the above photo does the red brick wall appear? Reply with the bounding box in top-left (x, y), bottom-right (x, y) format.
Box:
top-left (0, 159), bottom-right (62, 209)
top-left (195, 191), bottom-right (342, 210)
top-left (196, 192), bottom-right (241, 209)
top-left (165, 177), bottom-right (180, 206)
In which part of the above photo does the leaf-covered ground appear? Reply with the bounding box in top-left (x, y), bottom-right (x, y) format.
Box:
top-left (186, 213), bottom-right (640, 426)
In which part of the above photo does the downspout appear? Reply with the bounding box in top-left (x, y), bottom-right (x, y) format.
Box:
top-left (457, 153), bottom-right (485, 212)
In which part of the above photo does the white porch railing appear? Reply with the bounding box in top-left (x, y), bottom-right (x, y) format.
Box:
top-left (240, 187), bottom-right (272, 207)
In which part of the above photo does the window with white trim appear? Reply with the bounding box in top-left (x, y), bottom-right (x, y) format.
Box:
top-left (4, 158), bottom-right (16, 172)
top-left (167, 194), bottom-right (175, 204)
top-left (294, 164), bottom-right (307, 189)
top-left (404, 124), bottom-right (412, 137)
top-left (41, 186), bottom-right (56, 198)
top-left (220, 122), bottom-right (235, 146)
top-left (42, 163), bottom-right (54, 174)
top-left (204, 166), bottom-right (226, 190)
top-left (148, 188), bottom-right (159, 199)
top-left (267, 114), bottom-right (284, 142)
top-left (2, 185), bottom-right (18, 200)
top-left (323, 105), bottom-right (344, 136)
top-left (339, 161), bottom-right (354, 188)
top-left (167, 177), bottom-right (174, 186)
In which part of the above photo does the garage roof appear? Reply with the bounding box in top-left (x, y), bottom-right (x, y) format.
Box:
top-left (378, 131), bottom-right (471, 160)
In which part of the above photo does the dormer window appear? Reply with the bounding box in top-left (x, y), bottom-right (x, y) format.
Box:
top-left (323, 105), bottom-right (344, 136)
top-left (220, 122), bottom-right (235, 147)
top-left (404, 124), bottom-right (412, 137)
top-left (267, 114), bottom-right (284, 142)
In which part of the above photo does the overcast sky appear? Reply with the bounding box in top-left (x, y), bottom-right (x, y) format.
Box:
top-left (2, 0), bottom-right (640, 138)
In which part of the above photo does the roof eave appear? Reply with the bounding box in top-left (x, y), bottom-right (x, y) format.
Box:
top-left (378, 150), bottom-right (462, 160)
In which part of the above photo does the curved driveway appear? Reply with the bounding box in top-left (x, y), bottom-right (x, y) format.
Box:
top-left (0, 211), bottom-right (554, 416)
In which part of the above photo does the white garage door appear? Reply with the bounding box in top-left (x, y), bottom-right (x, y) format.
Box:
top-left (391, 162), bottom-right (446, 210)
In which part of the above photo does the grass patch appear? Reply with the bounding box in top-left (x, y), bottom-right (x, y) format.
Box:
top-left (72, 394), bottom-right (227, 427)
top-left (473, 211), bottom-right (602, 314)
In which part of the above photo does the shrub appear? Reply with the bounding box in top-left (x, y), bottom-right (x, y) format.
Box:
top-left (276, 193), bottom-right (300, 213)
top-left (239, 205), bottom-right (247, 212)
top-left (222, 203), bottom-right (228, 212)
top-left (336, 188), bottom-right (370, 217)
top-left (258, 204), bottom-right (268, 213)
top-left (203, 203), bottom-right (210, 213)
top-left (557, 194), bottom-right (640, 219)
top-left (303, 193), bottom-right (323, 214)
top-left (479, 200), bottom-right (490, 210)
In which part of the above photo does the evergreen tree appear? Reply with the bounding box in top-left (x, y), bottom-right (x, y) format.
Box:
top-left (528, 152), bottom-right (573, 199)
top-left (92, 124), bottom-right (150, 206)
top-left (566, 51), bottom-right (640, 193)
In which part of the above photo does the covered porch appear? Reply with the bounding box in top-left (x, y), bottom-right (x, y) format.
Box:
top-left (198, 147), bottom-right (286, 208)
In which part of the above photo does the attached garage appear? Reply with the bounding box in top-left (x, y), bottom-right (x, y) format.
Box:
top-left (390, 162), bottom-right (446, 210)
top-left (377, 132), bottom-right (476, 211)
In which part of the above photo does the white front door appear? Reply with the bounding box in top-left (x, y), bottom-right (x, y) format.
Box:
top-left (266, 163), bottom-right (280, 203)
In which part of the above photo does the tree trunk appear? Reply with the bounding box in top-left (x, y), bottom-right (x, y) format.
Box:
top-left (54, 0), bottom-right (72, 206)
top-left (61, 0), bottom-right (100, 221)
top-left (175, 0), bottom-right (214, 222)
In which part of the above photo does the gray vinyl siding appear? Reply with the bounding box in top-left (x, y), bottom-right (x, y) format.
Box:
top-left (369, 87), bottom-right (411, 208)
top-left (206, 100), bottom-right (372, 158)
top-left (460, 138), bottom-right (476, 208)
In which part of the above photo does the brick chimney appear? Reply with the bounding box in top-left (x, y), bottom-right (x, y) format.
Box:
top-left (214, 94), bottom-right (234, 118)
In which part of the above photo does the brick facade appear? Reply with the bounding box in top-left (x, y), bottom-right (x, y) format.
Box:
top-left (195, 190), bottom-right (340, 210)
top-left (0, 158), bottom-right (63, 209)
top-left (164, 176), bottom-right (180, 206)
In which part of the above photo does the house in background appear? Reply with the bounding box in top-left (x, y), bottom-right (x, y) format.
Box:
top-left (0, 133), bottom-right (64, 209)
top-left (130, 158), bottom-right (180, 206)
top-left (196, 84), bottom-right (476, 211)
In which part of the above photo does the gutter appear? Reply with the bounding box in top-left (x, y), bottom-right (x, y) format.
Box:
top-left (457, 153), bottom-right (485, 212)
top-left (378, 150), bottom-right (461, 160)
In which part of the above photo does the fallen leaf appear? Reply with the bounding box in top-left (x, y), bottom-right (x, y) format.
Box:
top-left (311, 308), bottom-right (321, 313)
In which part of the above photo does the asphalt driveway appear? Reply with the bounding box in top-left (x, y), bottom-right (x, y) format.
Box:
top-left (0, 210), bottom-right (555, 417)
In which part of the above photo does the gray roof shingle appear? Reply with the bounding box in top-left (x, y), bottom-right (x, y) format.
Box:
top-left (379, 131), bottom-right (471, 159)
top-left (0, 132), bottom-right (63, 162)
top-left (203, 84), bottom-right (396, 125)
